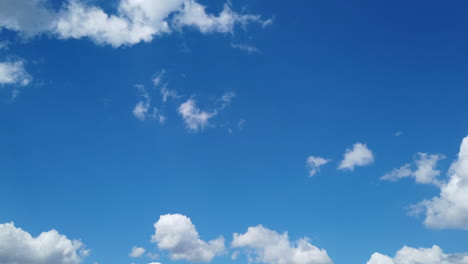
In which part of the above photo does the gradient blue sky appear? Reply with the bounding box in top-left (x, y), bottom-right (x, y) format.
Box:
top-left (1, 1), bottom-right (468, 264)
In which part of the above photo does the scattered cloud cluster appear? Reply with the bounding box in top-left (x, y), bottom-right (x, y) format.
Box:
top-left (152, 214), bottom-right (225, 263)
top-left (133, 70), bottom-right (235, 132)
top-left (338, 142), bottom-right (375, 171)
top-left (0, 222), bottom-right (87, 264)
top-left (133, 84), bottom-right (165, 123)
top-left (367, 245), bottom-right (468, 264)
top-left (0, 0), bottom-right (271, 47)
top-left (381, 153), bottom-right (445, 186)
top-left (305, 142), bottom-right (374, 177)
top-left (232, 225), bottom-right (332, 264)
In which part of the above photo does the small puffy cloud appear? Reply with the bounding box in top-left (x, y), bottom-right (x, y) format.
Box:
top-left (381, 153), bottom-right (445, 186)
top-left (0, 222), bottom-right (86, 264)
top-left (129, 246), bottom-right (146, 258)
top-left (232, 225), bottom-right (332, 264)
top-left (178, 99), bottom-right (216, 132)
top-left (367, 245), bottom-right (468, 264)
top-left (148, 262), bottom-right (162, 264)
top-left (0, 0), bottom-right (269, 47)
top-left (411, 136), bottom-right (468, 229)
top-left (152, 214), bottom-right (225, 263)
top-left (306, 156), bottom-right (330, 177)
top-left (338, 142), bottom-right (374, 171)
top-left (0, 60), bottom-right (32, 86)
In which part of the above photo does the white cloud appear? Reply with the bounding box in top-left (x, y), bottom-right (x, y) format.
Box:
top-left (129, 246), bottom-right (146, 258)
top-left (231, 43), bottom-right (259, 54)
top-left (367, 245), bottom-right (468, 264)
top-left (0, 222), bottom-right (86, 264)
top-left (0, 60), bottom-right (32, 86)
top-left (219, 91), bottom-right (235, 109)
top-left (232, 225), bottom-right (332, 264)
top-left (152, 69), bottom-right (166, 87)
top-left (148, 262), bottom-right (162, 264)
top-left (381, 153), bottom-right (445, 186)
top-left (306, 156), bottom-right (330, 177)
top-left (172, 1), bottom-right (270, 34)
top-left (133, 85), bottom-right (165, 123)
top-left (0, 0), bottom-right (269, 47)
top-left (178, 99), bottom-right (216, 132)
top-left (338, 142), bottom-right (374, 171)
top-left (152, 214), bottom-right (225, 263)
top-left (411, 136), bottom-right (468, 229)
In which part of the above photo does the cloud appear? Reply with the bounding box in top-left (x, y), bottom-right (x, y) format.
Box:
top-left (0, 0), bottom-right (269, 47)
top-left (151, 214), bottom-right (225, 263)
top-left (172, 1), bottom-right (270, 34)
top-left (0, 0), bottom-right (56, 37)
top-left (306, 156), bottom-right (330, 177)
top-left (178, 99), bottom-right (216, 132)
top-left (129, 246), bottom-right (146, 258)
top-left (410, 136), bottom-right (468, 229)
top-left (219, 91), bottom-right (235, 109)
top-left (0, 60), bottom-right (32, 98)
top-left (232, 225), bottom-right (332, 264)
top-left (0, 60), bottom-right (32, 86)
top-left (133, 85), bottom-right (165, 123)
top-left (367, 245), bottom-right (468, 264)
top-left (231, 43), bottom-right (259, 54)
top-left (0, 222), bottom-right (87, 264)
top-left (148, 262), bottom-right (162, 264)
top-left (381, 153), bottom-right (445, 186)
top-left (338, 142), bottom-right (374, 171)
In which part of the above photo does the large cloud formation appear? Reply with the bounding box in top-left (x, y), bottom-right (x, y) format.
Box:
top-left (413, 136), bottom-right (468, 229)
top-left (0, 222), bottom-right (87, 264)
top-left (0, 0), bottom-right (270, 47)
top-left (232, 225), bottom-right (332, 264)
top-left (152, 214), bottom-right (225, 263)
top-left (367, 245), bottom-right (468, 264)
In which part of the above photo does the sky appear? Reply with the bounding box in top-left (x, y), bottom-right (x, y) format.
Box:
top-left (0, 0), bottom-right (468, 264)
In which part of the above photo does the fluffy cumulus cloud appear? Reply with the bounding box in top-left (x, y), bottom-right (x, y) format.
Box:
top-left (0, 0), bottom-right (270, 47)
top-left (306, 156), bottom-right (330, 177)
top-left (367, 245), bottom-right (468, 264)
top-left (0, 222), bottom-right (87, 264)
top-left (232, 225), bottom-right (332, 264)
top-left (129, 246), bottom-right (146, 258)
top-left (178, 99), bottom-right (216, 132)
top-left (381, 153), bottom-right (445, 186)
top-left (152, 214), bottom-right (225, 263)
top-left (412, 136), bottom-right (468, 229)
top-left (338, 142), bottom-right (374, 171)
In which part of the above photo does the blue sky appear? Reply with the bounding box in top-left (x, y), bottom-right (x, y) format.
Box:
top-left (1, 1), bottom-right (468, 264)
